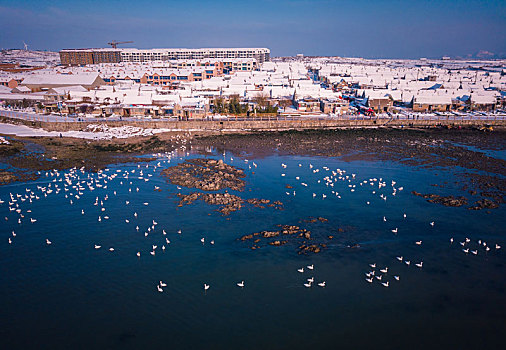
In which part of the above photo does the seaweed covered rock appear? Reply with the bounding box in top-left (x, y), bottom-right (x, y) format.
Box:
top-left (162, 158), bottom-right (245, 191)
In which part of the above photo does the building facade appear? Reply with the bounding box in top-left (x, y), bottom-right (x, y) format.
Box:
top-left (60, 49), bottom-right (122, 65)
top-left (60, 48), bottom-right (270, 65)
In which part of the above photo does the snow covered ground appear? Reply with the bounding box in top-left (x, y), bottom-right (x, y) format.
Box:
top-left (0, 123), bottom-right (176, 140)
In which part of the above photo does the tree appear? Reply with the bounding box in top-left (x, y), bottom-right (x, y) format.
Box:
top-left (229, 94), bottom-right (241, 114)
top-left (278, 99), bottom-right (292, 111)
top-left (253, 92), bottom-right (270, 110)
top-left (213, 97), bottom-right (225, 114)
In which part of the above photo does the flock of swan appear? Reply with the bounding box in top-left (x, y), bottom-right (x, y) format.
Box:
top-left (1, 145), bottom-right (503, 295)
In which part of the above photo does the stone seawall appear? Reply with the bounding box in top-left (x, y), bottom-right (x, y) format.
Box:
top-left (1, 115), bottom-right (505, 133)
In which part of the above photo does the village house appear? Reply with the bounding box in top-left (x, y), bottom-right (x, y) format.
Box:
top-left (412, 95), bottom-right (452, 112)
top-left (295, 97), bottom-right (321, 112)
top-left (469, 94), bottom-right (497, 111)
top-left (0, 77), bottom-right (21, 89)
top-left (364, 91), bottom-right (394, 113)
top-left (320, 98), bottom-right (350, 114)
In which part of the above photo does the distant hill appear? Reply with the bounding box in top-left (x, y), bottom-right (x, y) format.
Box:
top-left (459, 50), bottom-right (506, 60)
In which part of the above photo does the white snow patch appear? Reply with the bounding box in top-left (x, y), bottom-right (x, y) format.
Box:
top-left (0, 122), bottom-right (174, 140)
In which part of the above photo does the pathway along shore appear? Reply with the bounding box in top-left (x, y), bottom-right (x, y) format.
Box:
top-left (1, 114), bottom-right (505, 134)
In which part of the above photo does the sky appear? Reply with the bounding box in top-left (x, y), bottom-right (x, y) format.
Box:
top-left (0, 0), bottom-right (505, 58)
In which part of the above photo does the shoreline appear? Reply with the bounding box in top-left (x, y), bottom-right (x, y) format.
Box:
top-left (1, 114), bottom-right (506, 138)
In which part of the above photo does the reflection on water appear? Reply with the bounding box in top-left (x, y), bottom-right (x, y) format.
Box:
top-left (0, 148), bottom-right (504, 350)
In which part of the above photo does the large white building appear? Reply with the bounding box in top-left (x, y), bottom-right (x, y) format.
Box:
top-left (119, 48), bottom-right (270, 63)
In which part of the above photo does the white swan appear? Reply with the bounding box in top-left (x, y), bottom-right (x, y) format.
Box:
top-left (46, 239), bottom-right (51, 245)
top-left (391, 228), bottom-right (398, 233)
top-left (380, 267), bottom-right (388, 273)
top-left (94, 245), bottom-right (101, 249)
top-left (204, 284), bottom-right (210, 291)
top-left (415, 261), bottom-right (423, 268)
top-left (396, 256), bottom-right (403, 261)
top-left (318, 281), bottom-right (326, 287)
top-left (365, 277), bottom-right (373, 283)
top-left (237, 281), bottom-right (245, 288)
top-left (382, 281), bottom-right (389, 287)
top-left (307, 264), bottom-right (314, 270)
top-left (415, 240), bottom-right (422, 245)
top-left (394, 276), bottom-right (400, 281)
top-left (160, 281), bottom-right (167, 287)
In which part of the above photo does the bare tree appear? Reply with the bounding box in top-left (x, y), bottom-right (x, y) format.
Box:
top-left (253, 92), bottom-right (270, 109)
top-left (278, 99), bottom-right (292, 111)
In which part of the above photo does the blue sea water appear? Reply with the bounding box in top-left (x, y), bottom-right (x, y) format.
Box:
top-left (0, 149), bottom-right (504, 350)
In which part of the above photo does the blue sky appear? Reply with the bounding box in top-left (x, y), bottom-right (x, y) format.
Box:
top-left (0, 0), bottom-right (504, 58)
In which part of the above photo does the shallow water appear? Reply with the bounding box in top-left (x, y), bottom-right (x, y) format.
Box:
top-left (1, 148), bottom-right (504, 350)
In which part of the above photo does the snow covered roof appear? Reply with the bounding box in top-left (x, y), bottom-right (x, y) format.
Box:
top-left (471, 94), bottom-right (496, 104)
top-left (414, 95), bottom-right (452, 105)
top-left (11, 86), bottom-right (31, 93)
top-left (47, 86), bottom-right (88, 94)
top-left (21, 73), bottom-right (103, 87)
